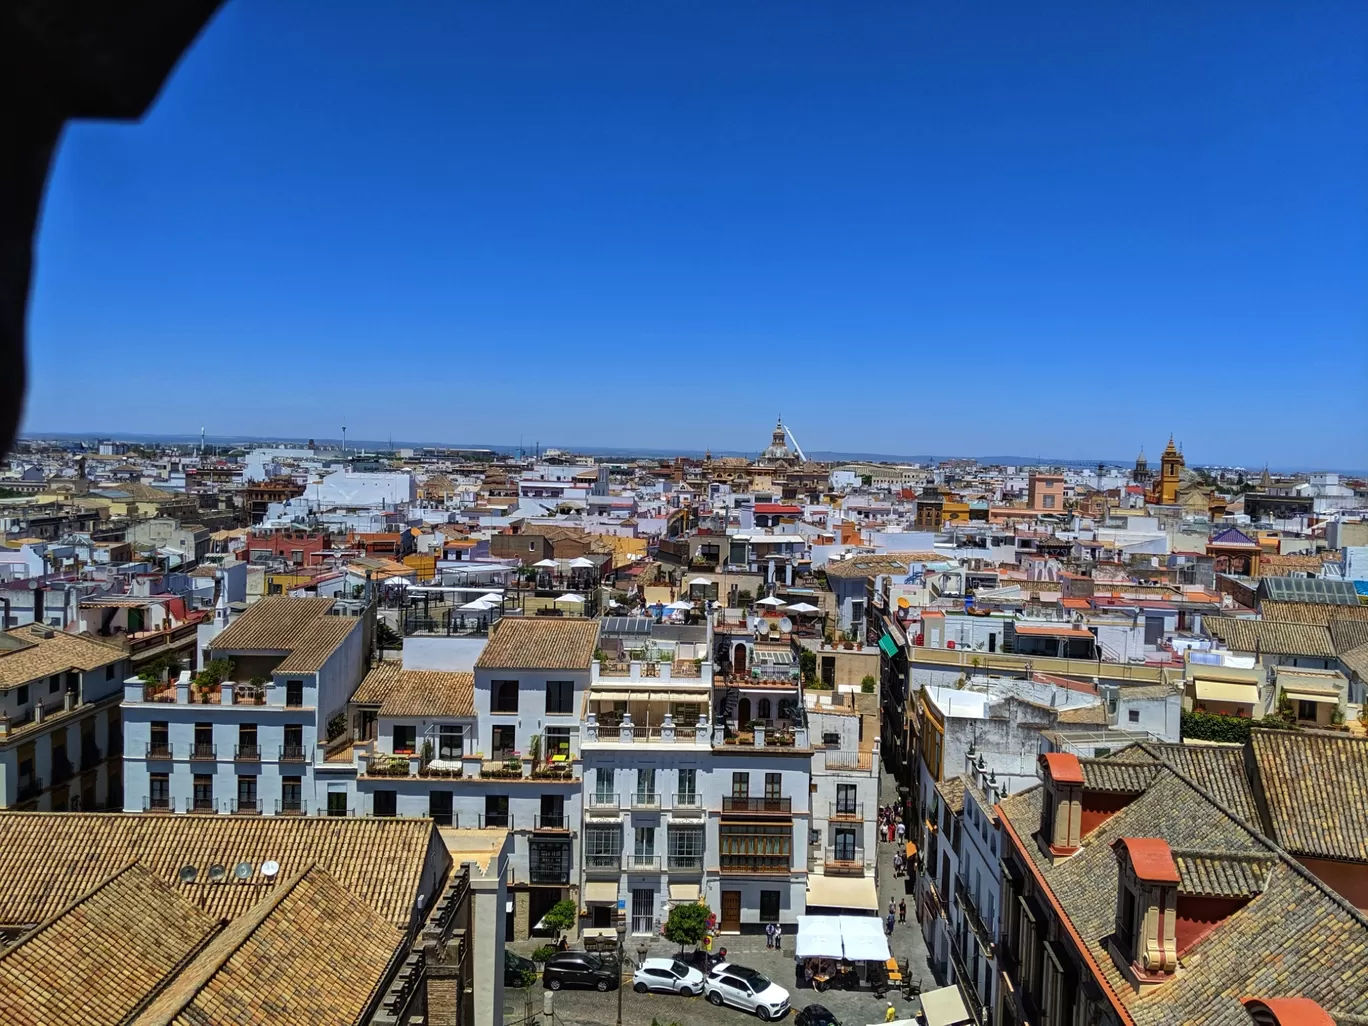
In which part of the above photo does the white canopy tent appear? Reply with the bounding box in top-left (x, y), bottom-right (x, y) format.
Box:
top-left (532, 559), bottom-right (559, 568)
top-left (756, 596), bottom-right (786, 607)
top-left (785, 602), bottom-right (821, 614)
top-left (920, 985), bottom-right (973, 1026)
top-left (687, 577), bottom-right (713, 587)
top-left (794, 916), bottom-right (844, 959)
top-left (555, 593), bottom-right (585, 604)
top-left (568, 557), bottom-right (597, 569)
top-left (794, 914), bottom-right (890, 963)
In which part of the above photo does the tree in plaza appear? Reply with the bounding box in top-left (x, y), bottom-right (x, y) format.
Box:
top-left (662, 902), bottom-right (712, 952)
top-left (543, 899), bottom-right (578, 942)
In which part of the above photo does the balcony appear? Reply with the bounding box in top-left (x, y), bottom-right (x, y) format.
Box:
top-left (671, 794), bottom-right (704, 818)
top-left (16, 777), bottom-right (43, 803)
top-left (667, 854), bottom-right (704, 873)
top-left (480, 759), bottom-right (524, 780)
top-left (722, 796), bottom-right (791, 815)
top-left (234, 744), bottom-right (261, 762)
top-left (584, 852), bottom-right (624, 876)
top-left (955, 876), bottom-right (996, 956)
top-left (623, 854), bottom-right (661, 872)
top-left (534, 814), bottom-right (569, 831)
top-left (279, 744), bottom-right (307, 762)
top-left (830, 801), bottom-right (864, 822)
top-left (719, 854), bottom-right (791, 875)
top-left (478, 812), bottom-right (513, 829)
top-left (947, 931), bottom-right (987, 1026)
top-left (586, 793), bottom-right (620, 812)
top-left (821, 847), bottom-right (867, 876)
top-left (189, 743), bottom-right (217, 762)
top-left (145, 741), bottom-right (174, 760)
top-left (145, 796), bottom-right (175, 813)
top-left (51, 755), bottom-right (74, 786)
top-left (276, 799), bottom-right (307, 816)
top-left (630, 791), bottom-right (661, 810)
top-left (191, 796), bottom-right (216, 813)
top-left (231, 798), bottom-right (263, 815)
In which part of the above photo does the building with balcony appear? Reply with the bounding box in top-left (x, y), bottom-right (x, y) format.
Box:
top-left (0, 623), bottom-right (127, 811)
top-left (121, 595), bottom-right (368, 818)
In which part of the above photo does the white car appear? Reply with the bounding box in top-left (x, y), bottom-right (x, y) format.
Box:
top-left (706, 963), bottom-right (791, 1020)
top-left (632, 957), bottom-right (706, 996)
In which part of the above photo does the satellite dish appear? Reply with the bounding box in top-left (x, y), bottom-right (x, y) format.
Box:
top-left (260, 860), bottom-right (280, 879)
top-left (778, 617), bottom-right (793, 633)
top-left (178, 865), bottom-right (198, 883)
top-left (207, 864), bottom-right (227, 882)
top-left (234, 861), bottom-right (253, 880)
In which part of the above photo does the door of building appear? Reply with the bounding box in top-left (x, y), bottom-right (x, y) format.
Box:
top-left (631, 888), bottom-right (656, 936)
top-left (721, 890), bottom-right (742, 933)
top-left (428, 790), bottom-right (453, 826)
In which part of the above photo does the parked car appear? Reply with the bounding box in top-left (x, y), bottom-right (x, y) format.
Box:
top-left (706, 963), bottom-right (791, 1020)
top-left (632, 957), bottom-right (706, 996)
top-left (505, 950), bottom-right (537, 987)
top-left (542, 951), bottom-right (620, 992)
top-left (795, 1004), bottom-right (841, 1026)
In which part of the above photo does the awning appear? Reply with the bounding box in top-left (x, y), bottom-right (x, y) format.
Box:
top-left (795, 915), bottom-right (844, 958)
top-left (668, 882), bottom-right (700, 901)
top-left (1194, 680), bottom-right (1258, 705)
top-left (905, 842), bottom-right (917, 859)
top-left (839, 915), bottom-right (891, 961)
top-left (584, 881), bottom-right (619, 903)
top-left (878, 634), bottom-right (899, 658)
top-left (1283, 689), bottom-right (1338, 705)
top-left (920, 984), bottom-right (973, 1026)
top-left (806, 875), bottom-right (879, 911)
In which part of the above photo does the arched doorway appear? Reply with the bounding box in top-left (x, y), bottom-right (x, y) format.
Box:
top-left (738, 697), bottom-right (752, 723)
top-left (733, 642), bottom-right (747, 676)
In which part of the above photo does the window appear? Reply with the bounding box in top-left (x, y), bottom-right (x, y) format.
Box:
top-left (719, 825), bottom-right (791, 872)
top-left (833, 828), bottom-right (857, 862)
top-left (585, 826), bottom-right (622, 866)
top-left (544, 726), bottom-right (571, 758)
top-left (594, 767), bottom-right (616, 804)
top-left (492, 680), bottom-right (519, 712)
top-left (530, 840), bottom-right (571, 883)
top-left (393, 725), bottom-right (416, 755)
top-left (327, 791), bottom-right (348, 817)
top-left (281, 776), bottom-right (303, 813)
top-left (1127, 709), bottom-right (1141, 724)
top-left (765, 773), bottom-right (782, 800)
top-left (1298, 700), bottom-right (1317, 721)
top-left (836, 783), bottom-right (858, 816)
top-left (49, 676), bottom-right (59, 694)
top-left (539, 794), bottom-right (565, 828)
top-left (632, 827), bottom-right (656, 867)
top-left (438, 725), bottom-right (463, 759)
top-left (732, 772), bottom-right (750, 798)
top-left (546, 680), bottom-right (574, 715)
top-left (677, 768), bottom-right (698, 804)
top-left (285, 680), bottom-right (304, 707)
top-left (1043, 495), bottom-right (1056, 509)
top-left (236, 776), bottom-right (257, 812)
top-left (238, 723), bottom-right (258, 757)
top-left (759, 890), bottom-right (781, 923)
top-left (484, 794), bottom-right (510, 828)
top-left (16, 684), bottom-right (27, 705)
top-left (106, 663), bottom-right (116, 680)
top-left (193, 774), bottom-right (214, 811)
top-left (149, 774), bottom-right (170, 810)
top-left (637, 768), bottom-right (657, 803)
top-left (291, 549), bottom-right (304, 562)
top-left (757, 698), bottom-right (771, 719)
top-left (374, 790), bottom-right (397, 817)
top-left (668, 827), bottom-right (704, 869)
top-left (491, 725), bottom-right (516, 758)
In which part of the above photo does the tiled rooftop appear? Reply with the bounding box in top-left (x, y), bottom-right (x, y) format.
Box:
top-left (207, 596), bottom-right (361, 674)
top-left (0, 625), bottom-right (124, 689)
top-left (475, 615), bottom-right (599, 671)
top-left (354, 660), bottom-right (475, 717)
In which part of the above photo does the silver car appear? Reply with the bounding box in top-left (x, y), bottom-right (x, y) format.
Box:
top-left (632, 957), bottom-right (706, 996)
top-left (706, 963), bottom-right (791, 1020)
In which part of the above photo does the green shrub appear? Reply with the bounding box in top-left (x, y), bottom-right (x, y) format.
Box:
top-left (662, 902), bottom-right (712, 949)
top-left (860, 675), bottom-right (876, 694)
top-left (531, 945), bottom-right (558, 963)
top-left (1181, 710), bottom-right (1298, 744)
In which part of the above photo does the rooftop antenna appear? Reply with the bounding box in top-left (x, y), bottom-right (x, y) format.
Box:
top-left (199, 426), bottom-right (205, 457)
top-left (342, 425), bottom-right (347, 456)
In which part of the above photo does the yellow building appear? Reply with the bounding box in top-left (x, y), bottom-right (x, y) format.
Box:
top-left (1152, 436), bottom-right (1184, 505)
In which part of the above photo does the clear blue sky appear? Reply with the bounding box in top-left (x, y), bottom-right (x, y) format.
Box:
top-left (24, 1), bottom-right (1368, 468)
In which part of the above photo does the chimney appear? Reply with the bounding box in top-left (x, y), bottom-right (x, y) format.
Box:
top-left (1109, 837), bottom-right (1180, 991)
top-left (1037, 752), bottom-right (1084, 861)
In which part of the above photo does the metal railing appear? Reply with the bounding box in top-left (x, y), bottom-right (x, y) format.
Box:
top-left (145, 795), bottom-right (174, 812)
top-left (479, 812), bottom-right (513, 829)
top-left (672, 793), bottom-right (703, 810)
top-left (234, 744), bottom-right (261, 762)
top-left (630, 791), bottom-right (661, 809)
top-left (667, 854), bottom-right (704, 872)
top-left (624, 854), bottom-right (661, 871)
top-left (279, 744), bottom-right (307, 762)
top-left (584, 852), bottom-right (623, 873)
top-left (191, 796), bottom-right (216, 812)
top-left (534, 814), bottom-right (568, 830)
top-left (822, 846), bottom-right (867, 875)
top-left (830, 801), bottom-right (864, 820)
top-left (276, 798), bottom-right (307, 816)
top-left (587, 793), bottom-right (620, 810)
top-left (231, 798), bottom-right (263, 815)
top-left (16, 778), bottom-right (43, 802)
top-left (189, 743), bottom-right (217, 761)
top-left (722, 796), bottom-right (791, 814)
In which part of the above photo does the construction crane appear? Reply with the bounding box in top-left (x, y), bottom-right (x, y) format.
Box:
top-left (784, 424), bottom-right (807, 462)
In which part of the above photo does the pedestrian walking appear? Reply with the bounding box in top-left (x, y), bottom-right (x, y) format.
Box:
top-left (884, 1001), bottom-right (897, 1023)
top-left (896, 819), bottom-right (906, 845)
top-left (888, 897), bottom-right (896, 918)
top-left (765, 922), bottom-right (777, 949)
top-left (898, 899), bottom-right (906, 924)
top-left (885, 912), bottom-right (896, 936)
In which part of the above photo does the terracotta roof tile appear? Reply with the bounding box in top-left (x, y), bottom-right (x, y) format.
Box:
top-left (355, 661), bottom-right (475, 717)
top-left (0, 626), bottom-right (125, 690)
top-left (1201, 616), bottom-right (1335, 659)
top-left (208, 597), bottom-right (361, 674)
top-left (475, 616), bottom-right (599, 671)
top-left (1247, 728), bottom-right (1368, 862)
top-left (1259, 601), bottom-right (1368, 627)
top-left (1173, 851), bottom-right (1273, 899)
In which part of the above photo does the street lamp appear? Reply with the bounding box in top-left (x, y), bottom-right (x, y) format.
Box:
top-left (616, 918), bottom-right (627, 1026)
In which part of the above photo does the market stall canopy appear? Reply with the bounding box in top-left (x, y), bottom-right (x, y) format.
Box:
top-left (555, 593), bottom-right (585, 604)
top-left (920, 985), bottom-right (973, 1026)
top-left (794, 916), bottom-right (844, 959)
top-left (687, 577), bottom-right (713, 587)
top-left (839, 916), bottom-right (891, 962)
top-left (532, 559), bottom-right (559, 568)
top-left (568, 556), bottom-right (598, 568)
top-left (785, 602), bottom-right (821, 614)
top-left (756, 596), bottom-right (786, 607)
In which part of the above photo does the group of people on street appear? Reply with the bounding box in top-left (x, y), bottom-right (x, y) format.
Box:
top-left (764, 921), bottom-right (782, 950)
top-left (878, 804), bottom-right (905, 845)
top-left (884, 897), bottom-right (907, 935)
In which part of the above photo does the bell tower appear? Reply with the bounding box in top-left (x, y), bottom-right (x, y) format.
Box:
top-left (1157, 436), bottom-right (1184, 504)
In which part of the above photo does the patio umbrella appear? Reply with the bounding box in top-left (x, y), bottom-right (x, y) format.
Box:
top-left (666, 600), bottom-right (694, 610)
top-left (756, 596), bottom-right (785, 607)
top-left (785, 602), bottom-right (821, 614)
top-left (687, 577), bottom-right (713, 587)
top-left (532, 559), bottom-right (559, 568)
top-left (478, 592), bottom-right (502, 603)
top-left (568, 557), bottom-right (597, 569)
top-left (459, 597), bottom-right (496, 611)
top-left (555, 593), bottom-right (585, 604)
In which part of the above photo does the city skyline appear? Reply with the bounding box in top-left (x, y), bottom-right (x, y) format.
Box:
top-left (19, 1), bottom-right (1367, 467)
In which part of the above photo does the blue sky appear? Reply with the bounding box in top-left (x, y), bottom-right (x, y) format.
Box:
top-left (24, 1), bottom-right (1368, 468)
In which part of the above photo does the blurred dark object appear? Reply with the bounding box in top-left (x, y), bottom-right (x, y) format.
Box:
top-left (0, 1), bottom-right (222, 456)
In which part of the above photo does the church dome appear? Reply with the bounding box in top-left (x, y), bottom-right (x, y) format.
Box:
top-left (761, 418), bottom-right (793, 461)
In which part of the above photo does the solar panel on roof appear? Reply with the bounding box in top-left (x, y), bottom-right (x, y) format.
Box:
top-left (1260, 576), bottom-right (1358, 605)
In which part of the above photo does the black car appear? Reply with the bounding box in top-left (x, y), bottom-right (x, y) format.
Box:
top-left (795, 1004), bottom-right (841, 1026)
top-left (542, 951), bottom-right (620, 992)
top-left (505, 950), bottom-right (537, 987)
